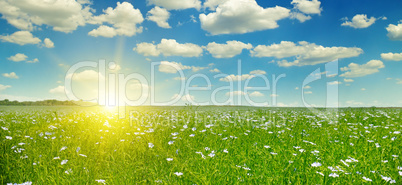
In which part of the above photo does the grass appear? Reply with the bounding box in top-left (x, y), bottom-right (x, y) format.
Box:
top-left (0, 106), bottom-right (401, 184)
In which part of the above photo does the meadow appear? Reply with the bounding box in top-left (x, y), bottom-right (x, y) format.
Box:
top-left (0, 106), bottom-right (401, 184)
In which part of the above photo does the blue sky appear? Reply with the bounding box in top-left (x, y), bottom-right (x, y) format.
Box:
top-left (0, 0), bottom-right (402, 107)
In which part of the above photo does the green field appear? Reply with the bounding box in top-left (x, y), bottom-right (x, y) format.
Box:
top-left (1, 106), bottom-right (401, 184)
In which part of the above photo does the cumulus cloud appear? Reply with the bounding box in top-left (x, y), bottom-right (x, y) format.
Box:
top-left (290, 12), bottom-right (311, 23)
top-left (203, 0), bottom-right (228, 10)
top-left (3, 72), bottom-right (19, 79)
top-left (249, 70), bottom-right (266, 75)
top-left (148, 0), bottom-right (201, 10)
top-left (344, 78), bottom-right (354, 82)
top-left (0, 31), bottom-right (41, 45)
top-left (147, 6), bottom-right (171, 28)
top-left (206, 40), bottom-right (252, 58)
top-left (386, 21), bottom-right (402, 41)
top-left (27, 58), bottom-right (39, 63)
top-left (0, 84), bottom-right (11, 91)
top-left (0, 0), bottom-right (93, 32)
top-left (341, 14), bottom-right (376, 29)
top-left (219, 74), bottom-right (254, 82)
top-left (8, 53), bottom-right (28, 62)
top-left (89, 2), bottom-right (144, 37)
top-left (251, 41), bottom-right (363, 67)
top-left (134, 42), bottom-right (160, 56)
top-left (158, 61), bottom-right (207, 74)
top-left (381, 52), bottom-right (402, 61)
top-left (88, 25), bottom-right (117, 38)
top-left (340, 60), bottom-right (385, 78)
top-left (291, 0), bottom-right (322, 15)
top-left (209, 68), bottom-right (221, 73)
top-left (225, 91), bottom-right (246, 96)
top-left (43, 38), bottom-right (55, 48)
top-left (49, 86), bottom-right (65, 94)
top-left (328, 81), bottom-right (342, 85)
top-left (249, 91), bottom-right (264, 97)
top-left (134, 39), bottom-right (203, 57)
top-left (199, 0), bottom-right (290, 35)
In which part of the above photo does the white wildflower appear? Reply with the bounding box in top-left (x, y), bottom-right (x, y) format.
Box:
top-left (311, 162), bottom-right (322, 167)
top-left (95, 179), bottom-right (106, 184)
top-left (362, 176), bottom-right (372, 181)
top-left (61, 160), bottom-right (68, 165)
top-left (174, 172), bottom-right (183, 176)
top-left (316, 171), bottom-right (324, 176)
top-left (329, 173), bottom-right (339, 177)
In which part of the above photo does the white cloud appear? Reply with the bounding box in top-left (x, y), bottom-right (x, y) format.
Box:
top-left (203, 0), bottom-right (228, 11)
top-left (191, 66), bottom-right (207, 72)
top-left (225, 91), bottom-right (245, 96)
top-left (158, 61), bottom-right (191, 73)
top-left (328, 81), bottom-right (342, 85)
top-left (219, 74), bottom-right (254, 82)
top-left (158, 61), bottom-right (208, 73)
top-left (381, 52), bottom-right (402, 61)
top-left (249, 91), bottom-right (264, 97)
top-left (171, 93), bottom-right (195, 101)
top-left (8, 53), bottom-right (27, 62)
top-left (344, 78), bottom-right (354, 82)
top-left (148, 0), bottom-right (201, 10)
top-left (206, 40), bottom-right (252, 58)
top-left (249, 70), bottom-right (266, 75)
top-left (88, 25), bottom-right (117, 38)
top-left (49, 86), bottom-right (65, 94)
top-left (134, 39), bottom-right (203, 57)
top-left (43, 38), bottom-right (54, 48)
top-left (3, 72), bottom-right (19, 79)
top-left (270, 94), bottom-right (279, 97)
top-left (0, 84), bottom-right (11, 91)
top-left (303, 85), bottom-right (311, 89)
top-left (27, 58), bottom-right (39, 63)
top-left (386, 22), bottom-right (402, 41)
top-left (251, 41), bottom-right (363, 66)
top-left (0, 0), bottom-right (93, 32)
top-left (199, 0), bottom-right (290, 35)
top-left (304, 91), bottom-right (312, 94)
top-left (157, 39), bottom-right (203, 57)
top-left (340, 60), bottom-right (385, 78)
top-left (134, 42), bottom-right (160, 56)
top-left (147, 6), bottom-right (171, 28)
top-left (396, 79), bottom-right (402, 84)
top-left (291, 0), bottom-right (322, 15)
top-left (89, 2), bottom-right (144, 37)
top-left (0, 31), bottom-right (41, 45)
top-left (290, 12), bottom-right (311, 23)
top-left (341, 14), bottom-right (376, 29)
top-left (209, 68), bottom-right (221, 73)
top-left (361, 88), bottom-right (366, 91)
